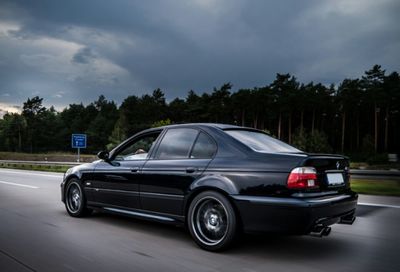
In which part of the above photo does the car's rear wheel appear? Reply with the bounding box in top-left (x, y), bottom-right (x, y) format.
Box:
top-left (65, 179), bottom-right (92, 217)
top-left (188, 191), bottom-right (237, 251)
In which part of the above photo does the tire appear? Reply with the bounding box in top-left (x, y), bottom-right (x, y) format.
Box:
top-left (65, 179), bottom-right (92, 217)
top-left (188, 191), bottom-right (237, 251)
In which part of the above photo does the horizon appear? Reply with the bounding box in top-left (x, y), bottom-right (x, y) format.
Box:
top-left (0, 64), bottom-right (396, 119)
top-left (1, 0), bottom-right (399, 115)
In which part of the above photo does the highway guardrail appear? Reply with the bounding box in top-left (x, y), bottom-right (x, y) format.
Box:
top-left (0, 160), bottom-right (81, 166)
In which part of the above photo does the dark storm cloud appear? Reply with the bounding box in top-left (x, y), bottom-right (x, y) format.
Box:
top-left (72, 47), bottom-right (96, 64)
top-left (0, 0), bottom-right (399, 110)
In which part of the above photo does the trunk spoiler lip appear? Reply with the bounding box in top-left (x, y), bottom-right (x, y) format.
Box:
top-left (270, 152), bottom-right (349, 160)
top-left (297, 154), bottom-right (350, 168)
top-left (303, 153), bottom-right (349, 160)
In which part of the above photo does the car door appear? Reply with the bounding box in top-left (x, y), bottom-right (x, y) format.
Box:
top-left (140, 128), bottom-right (217, 216)
top-left (89, 131), bottom-right (161, 210)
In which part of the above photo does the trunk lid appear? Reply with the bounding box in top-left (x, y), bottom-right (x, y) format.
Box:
top-left (301, 154), bottom-right (350, 192)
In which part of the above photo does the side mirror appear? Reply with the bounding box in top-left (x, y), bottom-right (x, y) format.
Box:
top-left (97, 150), bottom-right (109, 161)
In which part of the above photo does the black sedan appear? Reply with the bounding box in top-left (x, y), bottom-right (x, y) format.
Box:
top-left (61, 123), bottom-right (357, 251)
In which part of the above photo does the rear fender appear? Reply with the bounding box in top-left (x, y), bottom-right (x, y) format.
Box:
top-left (189, 174), bottom-right (239, 195)
top-left (184, 175), bottom-right (238, 212)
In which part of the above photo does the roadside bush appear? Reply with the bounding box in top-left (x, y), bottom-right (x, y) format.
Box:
top-left (292, 130), bottom-right (307, 151)
top-left (361, 134), bottom-right (375, 155)
top-left (292, 129), bottom-right (332, 153)
top-left (366, 153), bottom-right (388, 164)
top-left (151, 119), bottom-right (172, 128)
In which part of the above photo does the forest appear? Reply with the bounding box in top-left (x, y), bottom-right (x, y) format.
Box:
top-left (0, 65), bottom-right (399, 163)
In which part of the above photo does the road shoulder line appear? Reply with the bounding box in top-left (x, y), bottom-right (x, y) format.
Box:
top-left (0, 180), bottom-right (39, 189)
top-left (358, 202), bottom-right (400, 209)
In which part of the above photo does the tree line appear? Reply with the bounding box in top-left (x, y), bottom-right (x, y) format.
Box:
top-left (0, 65), bottom-right (399, 162)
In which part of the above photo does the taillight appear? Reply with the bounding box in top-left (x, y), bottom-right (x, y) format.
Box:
top-left (287, 167), bottom-right (318, 189)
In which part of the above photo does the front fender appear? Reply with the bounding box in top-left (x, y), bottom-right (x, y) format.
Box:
top-left (61, 162), bottom-right (96, 202)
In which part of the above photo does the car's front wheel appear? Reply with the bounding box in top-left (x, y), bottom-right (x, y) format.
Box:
top-left (188, 191), bottom-right (237, 251)
top-left (65, 179), bottom-right (92, 217)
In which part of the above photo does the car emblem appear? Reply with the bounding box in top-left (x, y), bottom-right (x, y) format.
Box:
top-left (336, 161), bottom-right (340, 169)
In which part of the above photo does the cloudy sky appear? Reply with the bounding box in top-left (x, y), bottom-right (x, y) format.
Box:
top-left (0, 0), bottom-right (399, 114)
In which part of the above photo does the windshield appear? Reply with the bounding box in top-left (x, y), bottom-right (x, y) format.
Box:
top-left (225, 130), bottom-right (301, 153)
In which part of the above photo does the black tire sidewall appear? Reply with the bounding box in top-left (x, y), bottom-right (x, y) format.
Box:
top-left (188, 191), bottom-right (237, 251)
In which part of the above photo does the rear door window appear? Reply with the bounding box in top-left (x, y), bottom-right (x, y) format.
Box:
top-left (155, 128), bottom-right (199, 159)
top-left (190, 132), bottom-right (217, 159)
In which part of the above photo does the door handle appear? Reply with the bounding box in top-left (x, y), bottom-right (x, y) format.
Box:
top-left (185, 167), bottom-right (197, 173)
top-left (131, 167), bottom-right (140, 173)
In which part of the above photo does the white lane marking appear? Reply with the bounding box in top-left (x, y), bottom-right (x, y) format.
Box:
top-left (0, 169), bottom-right (62, 178)
top-left (0, 180), bottom-right (39, 189)
top-left (358, 202), bottom-right (400, 209)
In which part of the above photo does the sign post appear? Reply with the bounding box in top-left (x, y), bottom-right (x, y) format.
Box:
top-left (71, 134), bottom-right (87, 162)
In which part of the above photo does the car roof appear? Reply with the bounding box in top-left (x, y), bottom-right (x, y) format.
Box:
top-left (140, 123), bottom-right (259, 135)
top-left (160, 123), bottom-right (242, 130)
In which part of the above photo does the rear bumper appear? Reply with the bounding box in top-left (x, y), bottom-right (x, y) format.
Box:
top-left (231, 192), bottom-right (358, 234)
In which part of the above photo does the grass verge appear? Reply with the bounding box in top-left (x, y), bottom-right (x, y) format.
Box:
top-left (0, 151), bottom-right (96, 163)
top-left (351, 179), bottom-right (400, 197)
top-left (0, 162), bottom-right (70, 173)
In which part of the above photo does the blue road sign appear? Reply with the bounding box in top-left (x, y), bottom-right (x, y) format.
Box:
top-left (71, 134), bottom-right (87, 149)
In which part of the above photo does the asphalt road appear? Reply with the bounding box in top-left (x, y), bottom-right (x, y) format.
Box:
top-left (0, 169), bottom-right (399, 272)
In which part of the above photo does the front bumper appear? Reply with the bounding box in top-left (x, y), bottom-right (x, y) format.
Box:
top-left (231, 191), bottom-right (358, 234)
top-left (60, 178), bottom-right (66, 203)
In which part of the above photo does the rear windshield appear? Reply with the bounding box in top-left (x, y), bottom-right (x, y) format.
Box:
top-left (225, 130), bottom-right (301, 153)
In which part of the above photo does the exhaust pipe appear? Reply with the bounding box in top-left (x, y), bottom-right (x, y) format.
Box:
top-left (322, 226), bottom-right (331, 236)
top-left (309, 225), bottom-right (331, 237)
top-left (339, 214), bottom-right (356, 225)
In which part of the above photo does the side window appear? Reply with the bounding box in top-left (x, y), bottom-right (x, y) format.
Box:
top-left (190, 132), bottom-right (217, 159)
top-left (155, 128), bottom-right (199, 159)
top-left (114, 132), bottom-right (160, 161)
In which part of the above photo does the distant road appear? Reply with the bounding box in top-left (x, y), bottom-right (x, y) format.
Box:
top-left (350, 169), bottom-right (400, 180)
top-left (0, 168), bottom-right (399, 272)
